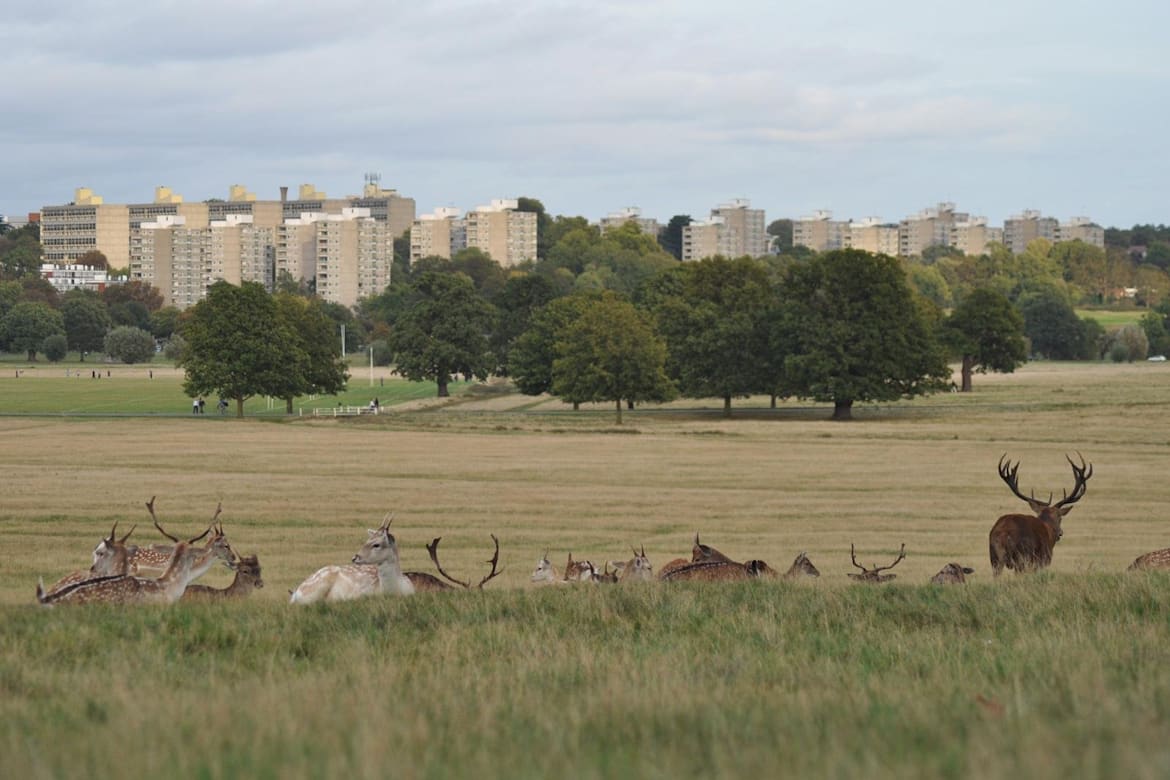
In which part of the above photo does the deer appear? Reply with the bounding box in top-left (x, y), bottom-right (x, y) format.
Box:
top-left (41, 521), bottom-right (138, 598)
top-left (782, 552), bottom-right (820, 579)
top-left (289, 515), bottom-right (414, 603)
top-left (659, 535), bottom-right (785, 582)
top-left (127, 496), bottom-right (221, 576)
top-left (182, 554), bottom-right (265, 601)
top-left (529, 550), bottom-right (595, 585)
top-left (1127, 548), bottom-right (1170, 571)
top-left (990, 453), bottom-right (1093, 576)
top-left (847, 543), bottom-right (906, 583)
top-left (930, 563), bottom-right (976, 584)
top-left (36, 524), bottom-right (235, 606)
top-left (617, 545), bottom-right (654, 583)
top-left (404, 535), bottom-right (503, 592)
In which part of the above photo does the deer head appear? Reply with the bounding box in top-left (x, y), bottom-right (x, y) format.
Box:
top-left (783, 552), bottom-right (820, 579)
top-left (90, 521), bottom-right (137, 576)
top-left (352, 515), bottom-right (399, 567)
top-left (619, 545), bottom-right (653, 583)
top-left (530, 550), bottom-right (559, 584)
top-left (848, 543), bottom-right (906, 584)
top-left (931, 563), bottom-right (975, 584)
top-left (563, 552), bottom-right (597, 583)
top-left (998, 453), bottom-right (1093, 541)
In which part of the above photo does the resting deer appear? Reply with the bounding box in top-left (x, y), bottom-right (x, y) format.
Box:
top-left (41, 521), bottom-right (138, 597)
top-left (990, 453), bottom-right (1093, 576)
top-left (529, 550), bottom-right (595, 585)
top-left (36, 525), bottom-right (235, 606)
top-left (783, 552), bottom-right (820, 579)
top-left (404, 535), bottom-right (503, 592)
top-left (182, 554), bottom-right (265, 601)
top-left (128, 496), bottom-right (223, 576)
top-left (659, 536), bottom-right (783, 582)
top-left (289, 516), bottom-right (414, 603)
top-left (592, 562), bottom-right (620, 584)
top-left (1128, 548), bottom-right (1170, 571)
top-left (847, 543), bottom-right (906, 583)
top-left (930, 563), bottom-right (975, 584)
top-left (617, 546), bottom-right (654, 583)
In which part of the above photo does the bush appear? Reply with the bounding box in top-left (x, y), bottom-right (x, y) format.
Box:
top-left (1105, 324), bottom-right (1149, 362)
top-left (163, 333), bottom-right (187, 361)
top-left (42, 333), bottom-right (68, 362)
top-left (370, 339), bottom-right (394, 367)
top-left (104, 326), bottom-right (156, 364)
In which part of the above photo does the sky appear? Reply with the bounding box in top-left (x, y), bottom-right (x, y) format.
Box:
top-left (2, 0), bottom-right (1167, 229)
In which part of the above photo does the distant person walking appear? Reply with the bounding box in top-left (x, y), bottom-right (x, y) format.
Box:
top-left (198, 397), bottom-right (206, 414)
top-left (192, 398), bottom-right (200, 415)
top-left (217, 397), bottom-right (227, 415)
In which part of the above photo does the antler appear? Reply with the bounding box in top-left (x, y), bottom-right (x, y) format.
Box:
top-left (145, 496), bottom-right (180, 543)
top-left (427, 537), bottom-right (471, 589)
top-left (870, 543), bottom-right (906, 574)
top-left (119, 524), bottom-right (136, 544)
top-left (850, 543), bottom-right (906, 575)
top-left (998, 454), bottom-right (1048, 510)
top-left (1052, 452), bottom-right (1093, 510)
top-left (477, 534), bottom-right (503, 589)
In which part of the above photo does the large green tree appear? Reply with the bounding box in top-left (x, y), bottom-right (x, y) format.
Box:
top-left (510, 293), bottom-right (598, 397)
top-left (652, 256), bottom-right (777, 417)
top-left (491, 273), bottom-right (557, 378)
top-left (389, 272), bottom-right (498, 397)
top-left (780, 249), bottom-right (950, 420)
top-left (1017, 285), bottom-right (1092, 360)
top-left (1, 301), bottom-right (65, 360)
top-left (942, 287), bottom-right (1027, 391)
top-left (551, 292), bottom-right (676, 424)
top-left (272, 294), bottom-right (349, 413)
top-left (178, 281), bottom-right (303, 417)
top-left (61, 289), bottom-right (112, 360)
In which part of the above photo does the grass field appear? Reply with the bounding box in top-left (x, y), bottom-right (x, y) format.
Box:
top-left (2, 360), bottom-right (1169, 778)
top-left (1076, 308), bottom-right (1149, 330)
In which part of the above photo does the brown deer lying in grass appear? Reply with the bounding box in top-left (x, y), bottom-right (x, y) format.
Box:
top-left (529, 551), bottom-right (596, 585)
top-left (182, 554), bottom-right (264, 601)
top-left (128, 496), bottom-right (223, 576)
top-left (617, 546), bottom-right (654, 583)
top-left (930, 563), bottom-right (975, 584)
top-left (36, 523), bottom-right (235, 606)
top-left (290, 515), bottom-right (414, 603)
top-left (990, 453), bottom-right (1092, 576)
top-left (41, 521), bottom-right (138, 598)
top-left (660, 536), bottom-right (787, 582)
top-left (404, 535), bottom-right (503, 592)
top-left (847, 543), bottom-right (906, 583)
top-left (1127, 548), bottom-right (1170, 571)
top-left (783, 552), bottom-right (820, 579)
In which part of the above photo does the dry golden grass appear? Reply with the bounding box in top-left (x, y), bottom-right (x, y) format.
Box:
top-left (3, 360), bottom-right (1169, 603)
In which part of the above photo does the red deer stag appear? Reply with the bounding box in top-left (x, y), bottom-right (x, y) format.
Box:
top-left (990, 453), bottom-right (1093, 576)
top-left (404, 535), bottom-right (503, 592)
top-left (847, 543), bottom-right (906, 583)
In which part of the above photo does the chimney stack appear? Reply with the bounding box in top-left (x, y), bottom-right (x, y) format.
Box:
top-left (280, 186), bottom-right (288, 202)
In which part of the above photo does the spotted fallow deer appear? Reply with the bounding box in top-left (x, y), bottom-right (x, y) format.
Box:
top-left (617, 546), bottom-right (654, 583)
top-left (182, 554), bottom-right (265, 601)
top-left (931, 563), bottom-right (975, 584)
top-left (128, 496), bottom-right (222, 576)
top-left (404, 535), bottom-right (503, 592)
top-left (659, 536), bottom-right (785, 582)
top-left (530, 551), bottom-right (561, 585)
top-left (990, 453), bottom-right (1093, 576)
top-left (42, 521), bottom-right (138, 597)
top-left (35, 525), bottom-right (235, 606)
top-left (289, 516), bottom-right (414, 604)
top-left (1127, 548), bottom-right (1170, 571)
top-left (847, 543), bottom-right (906, 583)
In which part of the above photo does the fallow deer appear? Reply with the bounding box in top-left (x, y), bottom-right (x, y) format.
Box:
top-left (530, 551), bottom-right (561, 585)
top-left (617, 546), bottom-right (654, 583)
top-left (659, 536), bottom-right (784, 582)
top-left (782, 552), bottom-right (820, 579)
top-left (289, 516), bottom-right (414, 603)
top-left (847, 543), bottom-right (906, 583)
top-left (930, 563), bottom-right (975, 584)
top-left (563, 552), bottom-right (597, 583)
top-left (404, 535), bottom-right (503, 592)
top-left (990, 453), bottom-right (1093, 576)
top-left (42, 521), bottom-right (138, 597)
top-left (592, 562), bottom-right (620, 584)
top-left (36, 526), bottom-right (234, 606)
top-left (1127, 548), bottom-right (1170, 571)
top-left (529, 550), bottom-right (595, 585)
top-left (128, 496), bottom-right (219, 576)
top-left (182, 554), bottom-right (265, 601)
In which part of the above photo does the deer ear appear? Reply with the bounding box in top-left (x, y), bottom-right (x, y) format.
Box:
top-left (1060, 505), bottom-right (1075, 516)
top-left (963, 567), bottom-right (975, 575)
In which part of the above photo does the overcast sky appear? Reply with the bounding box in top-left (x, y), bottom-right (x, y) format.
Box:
top-left (2, 1), bottom-right (1166, 228)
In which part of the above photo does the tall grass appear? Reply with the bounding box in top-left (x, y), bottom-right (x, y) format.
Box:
top-left (2, 360), bottom-right (1170, 778)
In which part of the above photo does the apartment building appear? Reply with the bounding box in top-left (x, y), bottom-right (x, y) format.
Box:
top-left (313, 209), bottom-right (393, 308)
top-left (846, 218), bottom-right (900, 256)
top-left (410, 207), bottom-right (465, 262)
top-left (897, 203), bottom-right (971, 257)
top-left (39, 263), bottom-right (117, 294)
top-left (599, 207), bottom-right (661, 240)
top-left (464, 199), bottom-right (537, 267)
top-left (681, 199), bottom-right (767, 260)
top-left (1058, 217), bottom-right (1105, 247)
top-left (1003, 210), bottom-right (1059, 254)
top-left (949, 217), bottom-right (1003, 256)
top-left (793, 210), bottom-right (849, 252)
top-left (40, 188), bottom-right (130, 267)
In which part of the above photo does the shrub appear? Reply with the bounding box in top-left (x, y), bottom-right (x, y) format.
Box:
top-left (163, 333), bottom-right (187, 361)
top-left (42, 333), bottom-right (68, 362)
top-left (104, 326), bottom-right (156, 364)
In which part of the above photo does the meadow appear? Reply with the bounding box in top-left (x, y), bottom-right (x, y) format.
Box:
top-left (1, 360), bottom-right (1169, 778)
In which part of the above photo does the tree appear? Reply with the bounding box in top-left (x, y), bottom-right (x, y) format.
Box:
top-left (1105, 324), bottom-right (1148, 362)
top-left (149, 306), bottom-right (181, 340)
top-left (42, 333), bottom-right (68, 362)
top-left (75, 250), bottom-right (109, 270)
top-left (766, 219), bottom-right (793, 253)
top-left (272, 294), bottom-right (349, 413)
top-left (0, 301), bottom-right (65, 360)
top-left (942, 288), bottom-right (1027, 391)
top-left (102, 280), bottom-right (163, 313)
top-left (510, 293), bottom-right (598, 397)
top-left (179, 281), bottom-right (304, 417)
top-left (779, 249), bottom-right (950, 420)
top-left (61, 290), bottom-right (112, 360)
top-left (1140, 309), bottom-right (1170, 357)
top-left (1052, 240), bottom-right (1108, 303)
top-left (104, 326), bottom-right (156, 364)
top-left (389, 272), bottom-right (498, 397)
top-left (1017, 286), bottom-right (1088, 360)
top-left (516, 197), bottom-right (555, 260)
top-left (551, 292), bottom-right (675, 423)
top-left (651, 256), bottom-right (777, 417)
top-left (108, 300), bottom-right (151, 330)
top-left (0, 228), bottom-right (42, 279)
top-left (659, 215), bottom-right (692, 260)
top-left (491, 273), bottom-right (557, 378)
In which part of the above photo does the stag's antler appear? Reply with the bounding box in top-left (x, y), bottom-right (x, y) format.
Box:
top-left (427, 537), bottom-right (471, 589)
top-left (1052, 452), bottom-right (1093, 511)
top-left (145, 496), bottom-right (180, 543)
top-left (477, 534), bottom-right (503, 589)
top-left (849, 543), bottom-right (906, 581)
